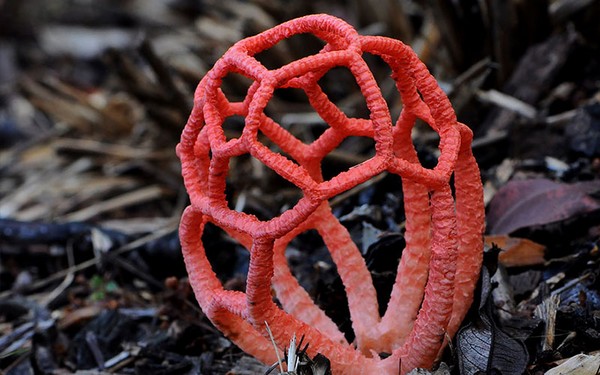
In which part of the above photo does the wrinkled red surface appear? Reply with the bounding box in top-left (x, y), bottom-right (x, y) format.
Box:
top-left (487, 179), bottom-right (600, 235)
top-left (177, 14), bottom-right (484, 374)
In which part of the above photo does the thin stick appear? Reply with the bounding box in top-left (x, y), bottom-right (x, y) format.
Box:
top-left (62, 185), bottom-right (167, 222)
top-left (265, 321), bottom-right (285, 374)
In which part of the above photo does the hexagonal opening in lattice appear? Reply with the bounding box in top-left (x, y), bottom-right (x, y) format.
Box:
top-left (412, 117), bottom-right (441, 170)
top-left (363, 52), bottom-right (400, 123)
top-left (254, 32), bottom-right (326, 70)
top-left (222, 114), bottom-right (246, 141)
top-left (318, 66), bottom-right (369, 119)
top-left (225, 153), bottom-right (304, 222)
top-left (220, 71), bottom-right (255, 103)
top-left (322, 136), bottom-right (376, 181)
top-left (269, 87), bottom-right (326, 145)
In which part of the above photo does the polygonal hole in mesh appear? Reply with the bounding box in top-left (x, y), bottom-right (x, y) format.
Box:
top-left (363, 52), bottom-right (400, 124)
top-left (202, 221), bottom-right (249, 289)
top-left (222, 114), bottom-right (245, 141)
top-left (255, 124), bottom-right (308, 170)
top-left (226, 153), bottom-right (304, 221)
top-left (254, 33), bottom-right (325, 70)
top-left (322, 136), bottom-right (376, 181)
top-left (412, 117), bottom-right (440, 170)
top-left (220, 72), bottom-right (254, 103)
top-left (285, 229), bottom-right (354, 342)
top-left (330, 170), bottom-right (405, 222)
top-left (269, 87), bottom-right (327, 145)
top-left (317, 66), bottom-right (369, 119)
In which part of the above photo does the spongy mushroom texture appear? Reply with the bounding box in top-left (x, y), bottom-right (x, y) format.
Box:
top-left (177, 14), bottom-right (484, 375)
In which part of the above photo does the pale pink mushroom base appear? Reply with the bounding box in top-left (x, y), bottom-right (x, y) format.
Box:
top-left (177, 14), bottom-right (484, 375)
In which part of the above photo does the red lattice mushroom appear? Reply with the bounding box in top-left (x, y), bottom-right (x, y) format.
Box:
top-left (177, 14), bottom-right (484, 374)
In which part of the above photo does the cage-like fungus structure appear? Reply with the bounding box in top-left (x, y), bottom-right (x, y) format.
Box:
top-left (177, 14), bottom-right (484, 374)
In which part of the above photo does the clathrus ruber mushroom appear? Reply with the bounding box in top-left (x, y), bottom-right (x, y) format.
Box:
top-left (177, 14), bottom-right (484, 374)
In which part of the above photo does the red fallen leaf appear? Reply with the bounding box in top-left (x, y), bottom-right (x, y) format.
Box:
top-left (487, 179), bottom-right (600, 235)
top-left (484, 235), bottom-right (545, 267)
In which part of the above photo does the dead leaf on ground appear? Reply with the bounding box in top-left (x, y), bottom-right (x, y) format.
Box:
top-left (487, 178), bottom-right (600, 235)
top-left (485, 235), bottom-right (546, 267)
top-left (545, 353), bottom-right (600, 375)
top-left (456, 262), bottom-right (529, 375)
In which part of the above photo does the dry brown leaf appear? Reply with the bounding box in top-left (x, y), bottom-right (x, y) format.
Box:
top-left (485, 235), bottom-right (546, 267)
top-left (487, 178), bottom-right (600, 234)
